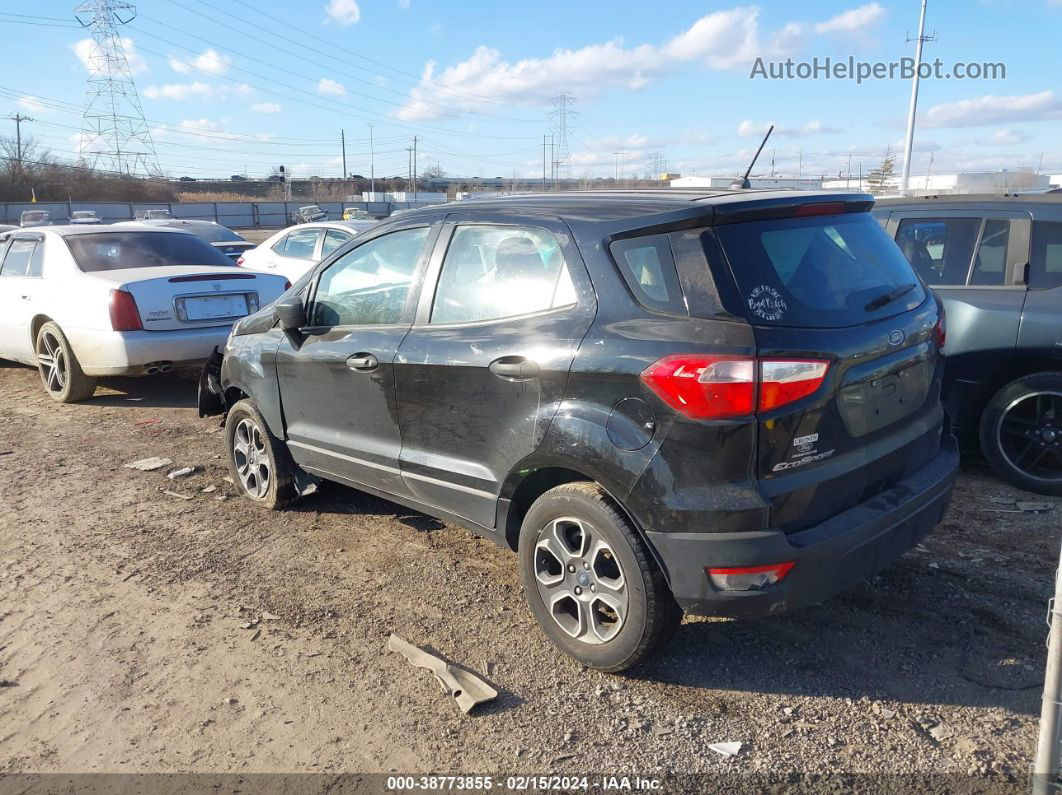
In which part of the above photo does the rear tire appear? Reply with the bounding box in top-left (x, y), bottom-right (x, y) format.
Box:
top-left (35, 322), bottom-right (97, 403)
top-left (518, 482), bottom-right (680, 672)
top-left (979, 372), bottom-right (1062, 496)
top-left (225, 399), bottom-right (298, 510)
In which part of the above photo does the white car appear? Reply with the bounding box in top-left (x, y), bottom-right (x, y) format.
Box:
top-left (0, 225), bottom-right (289, 403)
top-left (237, 220), bottom-right (376, 283)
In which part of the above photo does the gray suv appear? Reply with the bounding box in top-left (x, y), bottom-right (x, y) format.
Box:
top-left (876, 194), bottom-right (1062, 495)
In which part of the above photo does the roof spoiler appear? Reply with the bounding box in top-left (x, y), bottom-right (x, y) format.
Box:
top-left (713, 195), bottom-right (875, 225)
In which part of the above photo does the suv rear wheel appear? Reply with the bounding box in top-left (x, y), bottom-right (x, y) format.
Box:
top-left (980, 372), bottom-right (1062, 496)
top-left (225, 399), bottom-right (298, 510)
top-left (518, 482), bottom-right (680, 671)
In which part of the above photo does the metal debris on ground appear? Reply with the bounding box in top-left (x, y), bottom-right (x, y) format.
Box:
top-left (387, 633), bottom-right (498, 714)
top-left (167, 467), bottom-right (195, 480)
top-left (124, 457), bottom-right (172, 471)
top-left (708, 741), bottom-right (743, 757)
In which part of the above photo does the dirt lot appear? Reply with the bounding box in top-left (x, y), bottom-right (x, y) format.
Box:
top-left (0, 362), bottom-right (1058, 787)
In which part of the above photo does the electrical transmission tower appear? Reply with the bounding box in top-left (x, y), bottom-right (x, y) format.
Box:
top-left (549, 93), bottom-right (577, 183)
top-left (74, 0), bottom-right (160, 177)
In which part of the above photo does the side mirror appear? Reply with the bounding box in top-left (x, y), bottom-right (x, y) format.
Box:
top-left (274, 296), bottom-right (306, 331)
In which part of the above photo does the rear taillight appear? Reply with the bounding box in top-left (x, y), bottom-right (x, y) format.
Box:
top-left (283, 280), bottom-right (292, 290)
top-left (236, 255), bottom-right (245, 266)
top-left (706, 561), bottom-right (795, 591)
top-left (109, 289), bottom-right (142, 331)
top-left (759, 360), bottom-right (830, 412)
top-left (933, 311), bottom-right (946, 351)
top-left (792, 201), bottom-right (847, 217)
top-left (641, 355), bottom-right (829, 420)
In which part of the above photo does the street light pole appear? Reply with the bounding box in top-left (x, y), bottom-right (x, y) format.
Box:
top-left (900, 0), bottom-right (930, 195)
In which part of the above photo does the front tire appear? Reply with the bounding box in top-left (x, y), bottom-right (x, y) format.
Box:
top-left (35, 322), bottom-right (97, 403)
top-left (979, 372), bottom-right (1062, 496)
top-left (518, 482), bottom-right (680, 672)
top-left (225, 399), bottom-right (298, 510)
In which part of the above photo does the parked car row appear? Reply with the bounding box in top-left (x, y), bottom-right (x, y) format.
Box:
top-left (2, 188), bottom-right (1055, 671)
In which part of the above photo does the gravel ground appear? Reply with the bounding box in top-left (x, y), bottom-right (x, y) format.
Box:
top-left (0, 363), bottom-right (1057, 789)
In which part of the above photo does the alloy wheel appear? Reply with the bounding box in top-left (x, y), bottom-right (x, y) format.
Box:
top-left (996, 390), bottom-right (1062, 484)
top-left (232, 417), bottom-right (272, 499)
top-left (36, 330), bottom-right (66, 395)
top-left (533, 517), bottom-right (628, 644)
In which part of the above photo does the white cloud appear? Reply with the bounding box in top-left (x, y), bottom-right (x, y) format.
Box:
top-left (985, 128), bottom-right (1031, 145)
top-left (143, 81), bottom-right (214, 101)
top-left (324, 0), bottom-right (361, 25)
top-left (73, 37), bottom-right (147, 76)
top-left (814, 2), bottom-right (885, 35)
top-left (18, 96), bottom-right (47, 114)
top-left (396, 7), bottom-right (807, 121)
top-left (169, 48), bottom-right (231, 76)
top-left (737, 119), bottom-right (842, 138)
top-left (317, 77), bottom-right (347, 96)
top-left (252, 102), bottom-right (283, 113)
top-left (925, 90), bottom-right (1062, 127)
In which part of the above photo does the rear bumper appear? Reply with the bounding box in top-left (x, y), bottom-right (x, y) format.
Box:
top-left (67, 325), bottom-right (233, 376)
top-left (645, 433), bottom-right (959, 618)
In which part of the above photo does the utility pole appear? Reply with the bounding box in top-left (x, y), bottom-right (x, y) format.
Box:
top-left (8, 113), bottom-right (33, 167)
top-left (542, 134), bottom-right (548, 189)
top-left (412, 135), bottom-right (418, 202)
top-left (340, 129), bottom-right (347, 181)
top-left (613, 150), bottom-right (626, 183)
top-left (550, 136), bottom-right (555, 190)
top-left (368, 123), bottom-right (375, 196)
top-left (900, 0), bottom-right (934, 195)
top-left (406, 145), bottom-right (413, 195)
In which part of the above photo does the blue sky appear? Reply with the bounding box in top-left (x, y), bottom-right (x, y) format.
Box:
top-left (2, 0), bottom-right (1061, 180)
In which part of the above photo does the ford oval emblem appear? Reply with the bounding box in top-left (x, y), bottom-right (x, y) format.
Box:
top-left (888, 329), bottom-right (905, 346)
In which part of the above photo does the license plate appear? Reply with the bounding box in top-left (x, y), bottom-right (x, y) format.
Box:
top-left (180, 294), bottom-right (249, 321)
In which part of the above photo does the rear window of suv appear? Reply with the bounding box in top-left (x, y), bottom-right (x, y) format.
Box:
top-left (66, 232), bottom-right (235, 272)
top-left (713, 212), bottom-right (926, 328)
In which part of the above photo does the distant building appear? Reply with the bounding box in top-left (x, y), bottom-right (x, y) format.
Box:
top-left (822, 170), bottom-right (1050, 195)
top-left (669, 175), bottom-right (824, 190)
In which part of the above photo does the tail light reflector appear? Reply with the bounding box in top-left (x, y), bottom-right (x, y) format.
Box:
top-left (109, 289), bottom-right (143, 331)
top-left (641, 355), bottom-right (829, 420)
top-left (706, 561), bottom-right (796, 591)
top-left (792, 201), bottom-right (847, 217)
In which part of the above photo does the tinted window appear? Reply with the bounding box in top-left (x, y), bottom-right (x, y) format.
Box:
top-left (181, 224), bottom-right (244, 243)
top-left (970, 220), bottom-right (1010, 286)
top-left (714, 212), bottom-right (926, 328)
top-left (1030, 221), bottom-right (1062, 289)
top-left (66, 232), bottom-right (234, 272)
top-left (275, 229), bottom-right (320, 260)
top-left (610, 235), bottom-right (686, 315)
top-left (311, 227), bottom-right (429, 326)
top-left (27, 237), bottom-right (44, 277)
top-left (1, 238), bottom-right (36, 277)
top-left (431, 224), bottom-right (576, 324)
top-left (322, 229), bottom-right (352, 257)
top-left (895, 217), bottom-right (981, 285)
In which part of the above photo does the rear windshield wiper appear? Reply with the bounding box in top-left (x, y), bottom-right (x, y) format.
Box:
top-left (865, 283), bottom-right (916, 312)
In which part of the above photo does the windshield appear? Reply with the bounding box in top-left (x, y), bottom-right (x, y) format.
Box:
top-left (175, 224), bottom-right (245, 243)
top-left (713, 212), bottom-right (926, 328)
top-left (66, 232), bottom-right (236, 272)
top-left (23, 212), bottom-right (48, 221)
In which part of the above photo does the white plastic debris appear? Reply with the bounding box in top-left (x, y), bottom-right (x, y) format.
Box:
top-left (125, 457), bottom-right (172, 471)
top-left (709, 741), bottom-right (743, 757)
top-left (167, 467), bottom-right (195, 480)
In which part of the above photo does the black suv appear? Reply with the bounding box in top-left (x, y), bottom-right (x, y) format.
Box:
top-left (200, 190), bottom-right (958, 670)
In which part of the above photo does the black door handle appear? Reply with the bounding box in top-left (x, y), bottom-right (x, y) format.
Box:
top-left (489, 356), bottom-right (539, 380)
top-left (347, 352), bottom-right (379, 371)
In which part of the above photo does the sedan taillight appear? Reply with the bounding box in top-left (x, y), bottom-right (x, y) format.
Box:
top-left (109, 289), bottom-right (143, 331)
top-left (236, 255), bottom-right (245, 266)
top-left (640, 354), bottom-right (829, 420)
top-left (933, 310), bottom-right (946, 351)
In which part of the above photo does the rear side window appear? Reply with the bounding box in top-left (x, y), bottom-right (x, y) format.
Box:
top-left (895, 217), bottom-right (981, 285)
top-left (66, 232), bottom-right (234, 271)
top-left (321, 229), bottom-right (352, 257)
top-left (1030, 221), bottom-right (1062, 289)
top-left (970, 219), bottom-right (1010, 286)
top-left (1, 238), bottom-right (37, 277)
top-left (274, 229), bottom-right (320, 260)
top-left (430, 224), bottom-right (576, 324)
top-left (714, 212), bottom-right (926, 328)
top-left (609, 235), bottom-right (686, 315)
